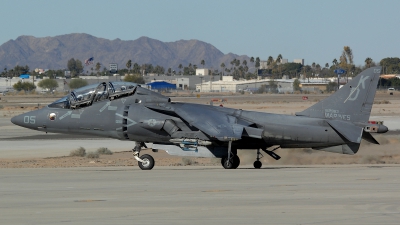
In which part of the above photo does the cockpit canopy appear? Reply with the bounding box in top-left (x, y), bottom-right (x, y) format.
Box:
top-left (49, 81), bottom-right (138, 109)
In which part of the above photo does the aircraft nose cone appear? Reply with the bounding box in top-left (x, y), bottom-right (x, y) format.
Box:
top-left (11, 114), bottom-right (24, 126)
top-left (11, 111), bottom-right (40, 130)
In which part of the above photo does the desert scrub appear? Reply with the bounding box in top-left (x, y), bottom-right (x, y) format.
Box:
top-left (374, 100), bottom-right (391, 104)
top-left (69, 147), bottom-right (86, 157)
top-left (86, 151), bottom-right (100, 158)
top-left (182, 157), bottom-right (196, 165)
top-left (97, 147), bottom-right (113, 155)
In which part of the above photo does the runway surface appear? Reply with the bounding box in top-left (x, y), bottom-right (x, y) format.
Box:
top-left (1, 165), bottom-right (400, 225)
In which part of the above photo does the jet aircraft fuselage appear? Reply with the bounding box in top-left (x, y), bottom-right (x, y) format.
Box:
top-left (11, 67), bottom-right (388, 170)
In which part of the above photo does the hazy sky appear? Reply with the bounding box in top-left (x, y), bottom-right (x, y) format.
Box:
top-left (0, 0), bottom-right (398, 66)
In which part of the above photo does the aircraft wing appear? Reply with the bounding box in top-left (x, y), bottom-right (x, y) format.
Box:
top-left (173, 104), bottom-right (244, 141)
top-left (145, 103), bottom-right (245, 141)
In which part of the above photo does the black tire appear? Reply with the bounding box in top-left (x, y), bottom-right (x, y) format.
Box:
top-left (138, 154), bottom-right (155, 170)
top-left (232, 155), bottom-right (240, 169)
top-left (221, 155), bottom-right (239, 169)
top-left (253, 160), bottom-right (262, 169)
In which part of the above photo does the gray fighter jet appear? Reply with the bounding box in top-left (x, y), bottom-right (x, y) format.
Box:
top-left (11, 67), bottom-right (388, 170)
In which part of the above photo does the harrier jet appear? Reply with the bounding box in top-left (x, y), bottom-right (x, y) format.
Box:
top-left (11, 67), bottom-right (388, 170)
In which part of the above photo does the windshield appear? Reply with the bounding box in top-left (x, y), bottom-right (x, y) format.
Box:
top-left (48, 81), bottom-right (138, 109)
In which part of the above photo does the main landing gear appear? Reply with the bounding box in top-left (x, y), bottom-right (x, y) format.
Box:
top-left (132, 142), bottom-right (155, 170)
top-left (253, 146), bottom-right (281, 169)
top-left (221, 154), bottom-right (240, 169)
top-left (220, 140), bottom-right (240, 169)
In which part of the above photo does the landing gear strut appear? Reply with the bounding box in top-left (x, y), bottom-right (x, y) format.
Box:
top-left (253, 146), bottom-right (281, 169)
top-left (132, 142), bottom-right (155, 170)
top-left (221, 140), bottom-right (240, 169)
top-left (254, 148), bottom-right (263, 169)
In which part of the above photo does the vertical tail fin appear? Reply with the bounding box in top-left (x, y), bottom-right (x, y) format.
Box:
top-left (296, 67), bottom-right (382, 123)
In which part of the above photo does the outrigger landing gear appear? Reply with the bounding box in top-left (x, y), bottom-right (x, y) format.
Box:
top-left (132, 142), bottom-right (155, 170)
top-left (221, 140), bottom-right (240, 169)
top-left (254, 148), bottom-right (263, 169)
top-left (254, 146), bottom-right (281, 169)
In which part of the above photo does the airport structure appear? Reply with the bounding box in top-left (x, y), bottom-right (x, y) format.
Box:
top-left (193, 75), bottom-right (332, 93)
top-left (0, 73), bottom-right (334, 94)
top-left (260, 58), bottom-right (303, 69)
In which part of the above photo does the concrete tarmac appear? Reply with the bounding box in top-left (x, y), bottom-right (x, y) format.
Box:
top-left (1, 165), bottom-right (400, 225)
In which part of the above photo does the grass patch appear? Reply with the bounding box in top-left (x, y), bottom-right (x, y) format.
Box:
top-left (69, 147), bottom-right (86, 157)
top-left (96, 147), bottom-right (113, 155)
top-left (86, 151), bottom-right (100, 158)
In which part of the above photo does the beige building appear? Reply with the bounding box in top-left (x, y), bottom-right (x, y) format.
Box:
top-left (196, 76), bottom-right (270, 92)
top-left (293, 59), bottom-right (304, 65)
top-left (196, 68), bottom-right (209, 76)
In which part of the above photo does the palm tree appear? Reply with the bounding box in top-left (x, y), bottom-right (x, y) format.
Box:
top-left (95, 62), bottom-right (101, 76)
top-left (325, 63), bottom-right (329, 68)
top-left (178, 64), bottom-right (183, 75)
top-left (220, 63), bottom-right (225, 76)
top-left (250, 57), bottom-right (254, 63)
top-left (332, 58), bottom-right (338, 66)
top-left (267, 56), bottom-right (274, 66)
top-left (235, 59), bottom-right (240, 67)
top-left (126, 60), bottom-right (132, 73)
top-left (316, 64), bottom-right (321, 76)
top-left (365, 57), bottom-right (373, 68)
top-left (200, 60), bottom-right (205, 68)
top-left (230, 59), bottom-right (235, 74)
top-left (276, 54), bottom-right (282, 63)
top-left (255, 57), bottom-right (260, 69)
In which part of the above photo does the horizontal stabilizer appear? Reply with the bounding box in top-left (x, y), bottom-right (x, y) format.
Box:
top-left (327, 120), bottom-right (363, 143)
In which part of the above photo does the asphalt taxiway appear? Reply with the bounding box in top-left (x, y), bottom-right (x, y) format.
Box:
top-left (1, 165), bottom-right (399, 225)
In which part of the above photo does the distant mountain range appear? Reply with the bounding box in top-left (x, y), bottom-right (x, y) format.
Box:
top-left (0, 33), bottom-right (252, 72)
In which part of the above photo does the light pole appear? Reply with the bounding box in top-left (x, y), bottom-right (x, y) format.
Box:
top-left (200, 76), bottom-right (203, 92)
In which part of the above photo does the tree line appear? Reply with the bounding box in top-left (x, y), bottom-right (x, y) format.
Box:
top-left (2, 47), bottom-right (400, 86)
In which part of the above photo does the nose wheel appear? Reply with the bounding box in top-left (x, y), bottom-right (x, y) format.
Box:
top-left (132, 142), bottom-right (155, 170)
top-left (138, 154), bottom-right (155, 170)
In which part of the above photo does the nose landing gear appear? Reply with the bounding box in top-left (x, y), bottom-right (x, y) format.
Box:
top-left (137, 154), bottom-right (155, 170)
top-left (132, 142), bottom-right (155, 170)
